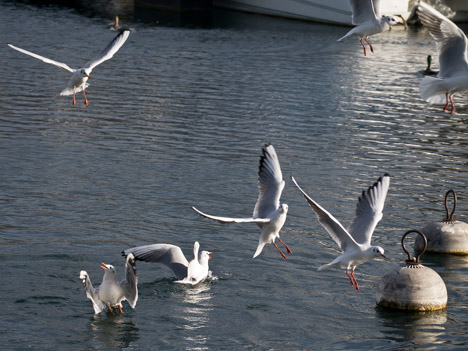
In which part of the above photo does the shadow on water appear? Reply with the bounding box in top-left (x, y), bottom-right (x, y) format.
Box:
top-left (86, 312), bottom-right (140, 349)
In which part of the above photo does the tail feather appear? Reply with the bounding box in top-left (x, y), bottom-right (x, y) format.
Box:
top-left (318, 263), bottom-right (332, 271)
top-left (253, 242), bottom-right (266, 258)
top-left (60, 83), bottom-right (89, 96)
top-left (419, 76), bottom-right (446, 105)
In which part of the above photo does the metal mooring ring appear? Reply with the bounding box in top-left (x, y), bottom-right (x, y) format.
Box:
top-left (401, 230), bottom-right (427, 265)
top-left (444, 189), bottom-right (457, 223)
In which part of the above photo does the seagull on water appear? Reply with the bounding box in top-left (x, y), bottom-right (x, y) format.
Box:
top-left (291, 174), bottom-right (389, 291)
top-left (417, 2), bottom-right (468, 114)
top-left (192, 144), bottom-right (292, 260)
top-left (123, 241), bottom-right (212, 285)
top-left (79, 253), bottom-right (138, 314)
top-left (337, 0), bottom-right (402, 56)
top-left (8, 29), bottom-right (130, 106)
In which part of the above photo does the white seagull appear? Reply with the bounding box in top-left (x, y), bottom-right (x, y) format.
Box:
top-left (8, 29), bottom-right (130, 106)
top-left (417, 2), bottom-right (468, 114)
top-left (192, 144), bottom-right (291, 260)
top-left (291, 174), bottom-right (389, 291)
top-left (79, 253), bottom-right (138, 314)
top-left (337, 0), bottom-right (402, 56)
top-left (123, 241), bottom-right (212, 285)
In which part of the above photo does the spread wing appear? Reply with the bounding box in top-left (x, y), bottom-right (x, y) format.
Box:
top-left (417, 2), bottom-right (468, 78)
top-left (346, 174), bottom-right (390, 245)
top-left (191, 206), bottom-right (270, 224)
top-left (253, 144), bottom-right (285, 219)
top-left (350, 0), bottom-right (378, 25)
top-left (291, 176), bottom-right (359, 252)
top-left (79, 270), bottom-right (106, 314)
top-left (84, 29), bottom-right (130, 71)
top-left (120, 253), bottom-right (138, 308)
top-left (124, 244), bottom-right (189, 280)
top-left (7, 44), bottom-right (74, 73)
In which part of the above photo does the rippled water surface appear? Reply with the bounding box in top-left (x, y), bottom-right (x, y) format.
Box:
top-left (1, 1), bottom-right (467, 350)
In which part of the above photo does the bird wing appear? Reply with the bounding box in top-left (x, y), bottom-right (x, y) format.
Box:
top-left (7, 44), bottom-right (74, 73)
top-left (79, 270), bottom-right (106, 314)
top-left (191, 206), bottom-right (270, 224)
top-left (346, 174), bottom-right (390, 246)
top-left (291, 176), bottom-right (359, 252)
top-left (123, 244), bottom-right (189, 280)
top-left (120, 253), bottom-right (138, 308)
top-left (350, 0), bottom-right (378, 25)
top-left (84, 30), bottom-right (130, 71)
top-left (372, 0), bottom-right (382, 18)
top-left (417, 2), bottom-right (468, 78)
top-left (253, 144), bottom-right (285, 219)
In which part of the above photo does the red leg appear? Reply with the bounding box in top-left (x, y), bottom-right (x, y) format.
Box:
top-left (365, 37), bottom-right (374, 53)
top-left (273, 242), bottom-right (287, 260)
top-left (346, 269), bottom-right (355, 286)
top-left (443, 92), bottom-right (449, 112)
top-left (360, 39), bottom-right (367, 56)
top-left (83, 89), bottom-right (89, 106)
top-left (73, 88), bottom-right (76, 106)
top-left (449, 94), bottom-right (454, 114)
top-left (351, 269), bottom-right (360, 291)
top-left (118, 304), bottom-right (124, 313)
top-left (278, 238), bottom-right (292, 254)
top-left (108, 305), bottom-right (113, 312)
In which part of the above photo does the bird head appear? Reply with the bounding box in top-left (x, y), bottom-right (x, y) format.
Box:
top-left (80, 68), bottom-right (91, 79)
top-left (372, 246), bottom-right (386, 259)
top-left (384, 16), bottom-right (403, 26)
top-left (281, 203), bottom-right (289, 213)
top-left (100, 262), bottom-right (116, 273)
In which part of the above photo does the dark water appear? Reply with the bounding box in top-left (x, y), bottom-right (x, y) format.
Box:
top-left (1, 1), bottom-right (467, 350)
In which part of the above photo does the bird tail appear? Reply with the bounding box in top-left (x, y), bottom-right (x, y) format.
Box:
top-left (318, 263), bottom-right (332, 271)
top-left (253, 242), bottom-right (266, 258)
top-left (419, 76), bottom-right (446, 104)
top-left (60, 83), bottom-right (89, 96)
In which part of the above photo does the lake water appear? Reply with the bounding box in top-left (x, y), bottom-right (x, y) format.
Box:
top-left (1, 1), bottom-right (467, 350)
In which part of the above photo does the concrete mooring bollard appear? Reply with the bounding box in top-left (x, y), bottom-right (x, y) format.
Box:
top-left (415, 190), bottom-right (468, 255)
top-left (376, 230), bottom-right (447, 311)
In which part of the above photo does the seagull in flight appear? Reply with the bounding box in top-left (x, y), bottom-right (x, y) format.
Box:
top-left (417, 2), bottom-right (468, 114)
top-left (79, 253), bottom-right (138, 314)
top-left (291, 174), bottom-right (389, 290)
top-left (123, 241), bottom-right (212, 285)
top-left (337, 0), bottom-right (402, 56)
top-left (8, 29), bottom-right (130, 106)
top-left (192, 144), bottom-right (292, 260)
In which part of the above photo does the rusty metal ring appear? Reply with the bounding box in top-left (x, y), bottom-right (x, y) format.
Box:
top-left (401, 230), bottom-right (427, 265)
top-left (444, 189), bottom-right (457, 223)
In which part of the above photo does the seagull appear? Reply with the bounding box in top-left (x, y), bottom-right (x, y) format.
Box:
top-left (79, 253), bottom-right (138, 314)
top-left (123, 241), bottom-right (212, 285)
top-left (291, 174), bottom-right (389, 291)
top-left (192, 144), bottom-right (291, 260)
top-left (337, 0), bottom-right (402, 56)
top-left (7, 29), bottom-right (130, 106)
top-left (417, 2), bottom-right (468, 114)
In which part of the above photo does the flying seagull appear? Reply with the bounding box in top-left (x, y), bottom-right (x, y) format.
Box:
top-left (338, 0), bottom-right (402, 56)
top-left (124, 241), bottom-right (212, 285)
top-left (192, 144), bottom-right (292, 259)
top-left (291, 174), bottom-right (389, 290)
top-left (417, 2), bottom-right (468, 114)
top-left (79, 253), bottom-right (138, 314)
top-left (8, 29), bottom-right (130, 106)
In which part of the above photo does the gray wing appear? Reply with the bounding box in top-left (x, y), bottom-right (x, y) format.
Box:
top-left (192, 206), bottom-right (270, 224)
top-left (84, 30), bottom-right (130, 71)
top-left (7, 44), bottom-right (74, 73)
top-left (124, 244), bottom-right (189, 280)
top-left (291, 176), bottom-right (359, 252)
top-left (120, 253), bottom-right (138, 309)
top-left (253, 144), bottom-right (285, 219)
top-left (79, 270), bottom-right (106, 314)
top-left (350, 0), bottom-right (378, 25)
top-left (346, 174), bottom-right (390, 246)
top-left (417, 2), bottom-right (468, 78)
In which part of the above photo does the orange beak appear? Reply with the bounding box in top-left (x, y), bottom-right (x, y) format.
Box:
top-left (101, 262), bottom-right (108, 270)
top-left (381, 254), bottom-right (386, 259)
top-left (208, 252), bottom-right (213, 260)
top-left (87, 74), bottom-right (91, 79)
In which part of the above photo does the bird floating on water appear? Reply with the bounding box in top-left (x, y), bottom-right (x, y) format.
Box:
top-left (291, 174), bottom-right (389, 291)
top-left (417, 2), bottom-right (468, 114)
top-left (337, 0), bottom-right (402, 56)
top-left (123, 241), bottom-right (213, 285)
top-left (192, 144), bottom-right (292, 260)
top-left (79, 253), bottom-right (138, 314)
top-left (8, 29), bottom-right (130, 106)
